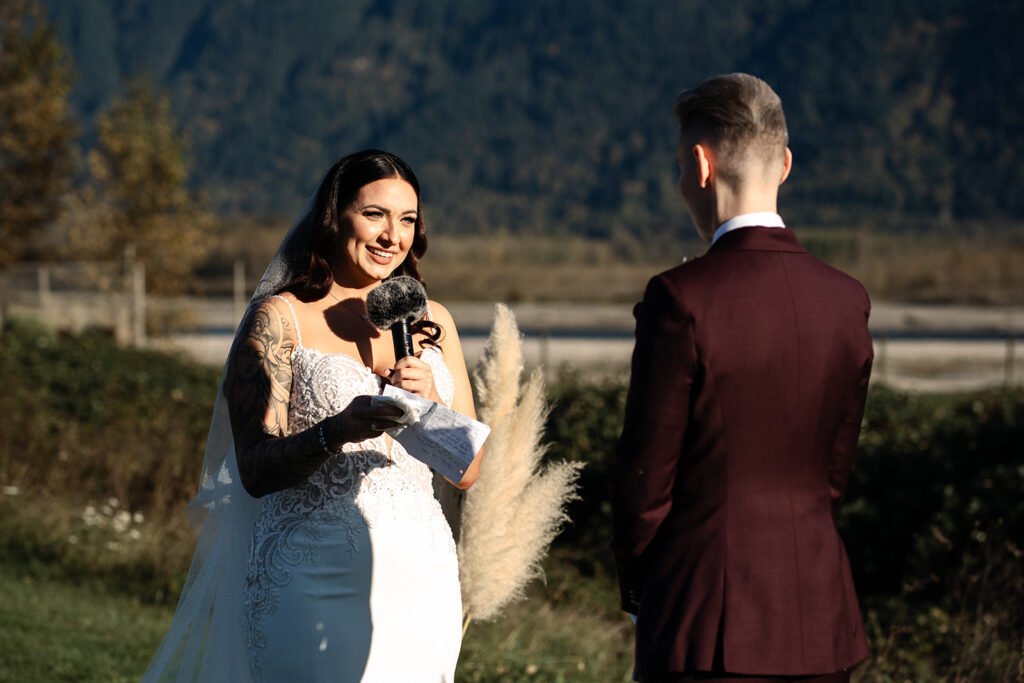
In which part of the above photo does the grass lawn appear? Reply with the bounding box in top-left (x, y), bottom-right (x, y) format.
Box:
top-left (0, 557), bottom-right (633, 683)
top-left (0, 565), bottom-right (172, 683)
top-left (457, 558), bottom-right (635, 682)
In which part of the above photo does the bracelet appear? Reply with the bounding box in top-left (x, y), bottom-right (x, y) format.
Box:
top-left (317, 423), bottom-right (339, 457)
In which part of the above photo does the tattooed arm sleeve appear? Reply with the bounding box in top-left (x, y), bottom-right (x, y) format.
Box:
top-left (224, 298), bottom-right (334, 498)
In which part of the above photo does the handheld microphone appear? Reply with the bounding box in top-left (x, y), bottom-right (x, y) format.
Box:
top-left (366, 276), bottom-right (428, 360)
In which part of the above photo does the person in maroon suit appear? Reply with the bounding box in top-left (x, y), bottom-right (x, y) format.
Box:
top-left (611, 73), bottom-right (873, 683)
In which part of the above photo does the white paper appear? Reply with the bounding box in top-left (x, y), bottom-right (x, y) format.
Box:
top-left (370, 393), bottom-right (424, 426)
top-left (380, 384), bottom-right (490, 483)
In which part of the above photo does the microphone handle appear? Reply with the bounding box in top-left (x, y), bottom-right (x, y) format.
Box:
top-left (391, 320), bottom-right (414, 360)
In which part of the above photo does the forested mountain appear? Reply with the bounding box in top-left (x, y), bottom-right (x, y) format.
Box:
top-left (40, 0), bottom-right (1024, 236)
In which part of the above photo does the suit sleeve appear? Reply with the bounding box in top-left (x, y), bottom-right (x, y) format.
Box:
top-left (828, 288), bottom-right (873, 509)
top-left (610, 275), bottom-right (697, 613)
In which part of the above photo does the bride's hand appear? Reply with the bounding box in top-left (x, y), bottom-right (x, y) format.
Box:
top-left (389, 355), bottom-right (441, 403)
top-left (324, 396), bottom-right (404, 447)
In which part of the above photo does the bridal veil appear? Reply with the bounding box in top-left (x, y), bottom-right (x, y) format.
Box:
top-left (142, 195), bottom-right (315, 682)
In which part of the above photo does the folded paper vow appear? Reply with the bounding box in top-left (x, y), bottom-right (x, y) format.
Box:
top-left (377, 385), bottom-right (490, 483)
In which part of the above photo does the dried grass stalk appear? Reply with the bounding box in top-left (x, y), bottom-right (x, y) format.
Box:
top-left (459, 304), bottom-right (584, 624)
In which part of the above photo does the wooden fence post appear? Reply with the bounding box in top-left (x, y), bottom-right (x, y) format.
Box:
top-left (875, 334), bottom-right (887, 385)
top-left (233, 260), bottom-right (246, 327)
top-left (132, 261), bottom-right (146, 346)
top-left (1006, 333), bottom-right (1016, 389)
top-left (38, 265), bottom-right (52, 326)
top-left (0, 269), bottom-right (8, 336)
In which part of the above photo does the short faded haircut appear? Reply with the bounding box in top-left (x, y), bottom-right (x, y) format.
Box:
top-left (673, 73), bottom-right (788, 185)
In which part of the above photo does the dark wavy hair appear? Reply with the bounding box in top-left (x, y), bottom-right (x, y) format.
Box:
top-left (281, 149), bottom-right (428, 302)
top-left (278, 150), bottom-right (443, 348)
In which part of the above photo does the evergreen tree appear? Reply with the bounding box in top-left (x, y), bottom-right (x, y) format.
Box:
top-left (37, 0), bottom-right (1024, 229)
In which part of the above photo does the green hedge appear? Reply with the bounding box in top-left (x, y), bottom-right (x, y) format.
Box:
top-left (0, 317), bottom-right (218, 519)
top-left (545, 375), bottom-right (1024, 595)
top-left (1, 318), bottom-right (1021, 678)
top-left (3, 319), bottom-right (1022, 599)
top-left (542, 372), bottom-right (1024, 680)
top-left (3, 319), bottom-right (1022, 590)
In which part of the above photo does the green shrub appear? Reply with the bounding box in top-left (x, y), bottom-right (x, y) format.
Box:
top-left (841, 386), bottom-right (1024, 600)
top-left (544, 370), bottom-right (627, 566)
top-left (0, 317), bottom-right (219, 520)
top-left (843, 386), bottom-right (1024, 681)
top-left (0, 321), bottom-right (1021, 678)
top-left (540, 374), bottom-right (1024, 680)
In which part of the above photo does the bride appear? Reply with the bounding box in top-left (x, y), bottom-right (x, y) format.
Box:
top-left (143, 150), bottom-right (483, 682)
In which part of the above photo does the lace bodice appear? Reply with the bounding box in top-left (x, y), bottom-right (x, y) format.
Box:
top-left (252, 294), bottom-right (457, 548)
top-left (283, 344), bottom-right (455, 520)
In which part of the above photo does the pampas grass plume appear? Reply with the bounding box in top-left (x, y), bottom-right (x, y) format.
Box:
top-left (459, 304), bottom-right (583, 624)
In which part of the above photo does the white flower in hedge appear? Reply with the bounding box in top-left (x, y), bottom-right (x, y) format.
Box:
top-left (113, 510), bottom-right (131, 533)
top-left (128, 529), bottom-right (142, 541)
top-left (83, 505), bottom-right (99, 526)
top-left (2, 485), bottom-right (19, 496)
top-left (132, 512), bottom-right (144, 524)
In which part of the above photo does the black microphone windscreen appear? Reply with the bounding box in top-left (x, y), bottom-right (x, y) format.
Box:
top-left (365, 276), bottom-right (428, 330)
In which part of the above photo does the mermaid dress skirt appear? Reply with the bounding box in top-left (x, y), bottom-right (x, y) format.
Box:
top-left (244, 298), bottom-right (461, 682)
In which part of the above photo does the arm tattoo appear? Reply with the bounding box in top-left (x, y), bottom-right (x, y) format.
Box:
top-left (225, 300), bottom-right (333, 498)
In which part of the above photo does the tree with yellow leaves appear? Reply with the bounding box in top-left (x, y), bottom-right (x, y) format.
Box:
top-left (0, 0), bottom-right (76, 266)
top-left (64, 79), bottom-right (214, 295)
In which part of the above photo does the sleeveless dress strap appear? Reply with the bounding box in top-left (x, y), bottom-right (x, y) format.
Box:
top-left (271, 294), bottom-right (303, 346)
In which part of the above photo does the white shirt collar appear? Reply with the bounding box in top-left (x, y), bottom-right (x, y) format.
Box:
top-left (711, 212), bottom-right (786, 245)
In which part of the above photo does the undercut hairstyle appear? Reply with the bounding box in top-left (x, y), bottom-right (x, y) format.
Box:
top-left (673, 73), bottom-right (788, 186)
top-left (282, 149), bottom-right (428, 303)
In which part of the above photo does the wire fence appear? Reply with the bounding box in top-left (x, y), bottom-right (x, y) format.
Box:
top-left (0, 257), bottom-right (251, 346)
top-left (1, 259), bottom-right (1021, 391)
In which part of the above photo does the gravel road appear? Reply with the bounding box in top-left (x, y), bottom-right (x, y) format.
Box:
top-left (147, 301), bottom-right (1023, 392)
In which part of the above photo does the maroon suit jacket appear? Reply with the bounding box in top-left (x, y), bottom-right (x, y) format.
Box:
top-left (611, 226), bottom-right (873, 678)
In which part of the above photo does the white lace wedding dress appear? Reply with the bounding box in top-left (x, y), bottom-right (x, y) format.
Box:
top-left (244, 295), bottom-right (462, 682)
